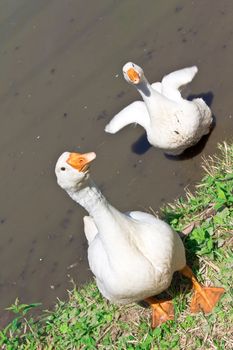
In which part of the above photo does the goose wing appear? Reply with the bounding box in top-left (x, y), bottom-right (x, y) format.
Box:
top-left (161, 66), bottom-right (198, 101)
top-left (83, 216), bottom-right (98, 244)
top-left (105, 101), bottom-right (149, 134)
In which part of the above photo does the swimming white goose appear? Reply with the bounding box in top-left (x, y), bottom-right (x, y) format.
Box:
top-left (105, 62), bottom-right (212, 155)
top-left (55, 151), bottom-right (224, 327)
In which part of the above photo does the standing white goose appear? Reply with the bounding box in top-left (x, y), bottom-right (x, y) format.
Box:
top-left (55, 151), bottom-right (224, 328)
top-left (105, 62), bottom-right (212, 155)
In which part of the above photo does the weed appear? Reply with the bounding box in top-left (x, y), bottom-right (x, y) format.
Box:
top-left (1, 142), bottom-right (233, 349)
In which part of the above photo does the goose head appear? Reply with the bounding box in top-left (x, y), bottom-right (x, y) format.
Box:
top-left (123, 62), bottom-right (144, 85)
top-left (55, 151), bottom-right (96, 191)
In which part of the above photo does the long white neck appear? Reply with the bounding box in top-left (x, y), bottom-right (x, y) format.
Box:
top-left (68, 178), bottom-right (106, 216)
top-left (67, 178), bottom-right (131, 255)
top-left (136, 76), bottom-right (165, 105)
top-left (135, 76), bottom-right (177, 126)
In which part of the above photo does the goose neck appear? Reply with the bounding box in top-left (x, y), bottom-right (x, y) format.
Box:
top-left (68, 179), bottom-right (106, 215)
top-left (136, 77), bottom-right (154, 100)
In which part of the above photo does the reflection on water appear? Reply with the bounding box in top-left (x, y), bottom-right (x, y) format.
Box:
top-left (0, 0), bottom-right (233, 323)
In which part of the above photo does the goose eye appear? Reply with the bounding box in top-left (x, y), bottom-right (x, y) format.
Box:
top-left (61, 167), bottom-right (66, 171)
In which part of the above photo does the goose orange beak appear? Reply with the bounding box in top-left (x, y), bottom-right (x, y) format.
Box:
top-left (127, 68), bottom-right (140, 83)
top-left (67, 152), bottom-right (96, 172)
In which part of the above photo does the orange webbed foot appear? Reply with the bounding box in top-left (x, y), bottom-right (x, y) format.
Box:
top-left (190, 285), bottom-right (225, 314)
top-left (180, 265), bottom-right (225, 314)
top-left (145, 297), bottom-right (174, 328)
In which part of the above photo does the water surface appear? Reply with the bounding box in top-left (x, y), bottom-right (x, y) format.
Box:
top-left (0, 0), bottom-right (233, 322)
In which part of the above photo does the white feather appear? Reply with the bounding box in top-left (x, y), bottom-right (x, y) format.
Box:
top-left (105, 63), bottom-right (212, 155)
top-left (55, 154), bottom-right (186, 304)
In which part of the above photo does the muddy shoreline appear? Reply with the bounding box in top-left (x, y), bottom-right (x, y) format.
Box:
top-left (0, 0), bottom-right (232, 316)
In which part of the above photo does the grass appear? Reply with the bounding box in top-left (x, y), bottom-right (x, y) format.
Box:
top-left (1, 142), bottom-right (233, 350)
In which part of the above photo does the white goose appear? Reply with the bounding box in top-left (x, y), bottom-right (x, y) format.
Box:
top-left (105, 62), bottom-right (212, 155)
top-left (55, 151), bottom-right (224, 328)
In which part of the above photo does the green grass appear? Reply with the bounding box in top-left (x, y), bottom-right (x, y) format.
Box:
top-left (1, 142), bottom-right (233, 350)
